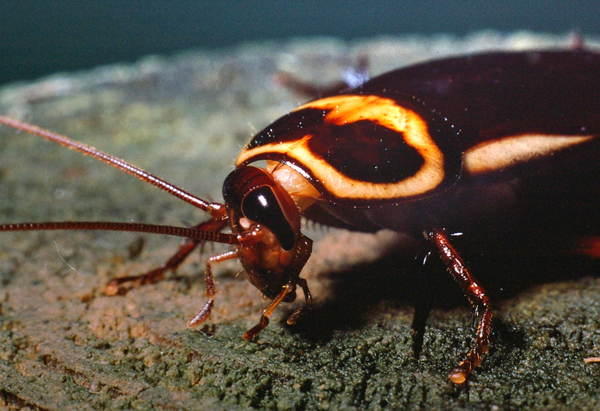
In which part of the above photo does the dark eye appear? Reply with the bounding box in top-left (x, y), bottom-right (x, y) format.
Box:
top-left (241, 186), bottom-right (296, 251)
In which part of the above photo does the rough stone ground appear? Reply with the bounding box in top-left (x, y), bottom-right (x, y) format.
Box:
top-left (0, 32), bottom-right (600, 410)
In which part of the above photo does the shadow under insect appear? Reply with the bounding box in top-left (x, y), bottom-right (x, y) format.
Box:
top-left (285, 231), bottom-right (600, 355)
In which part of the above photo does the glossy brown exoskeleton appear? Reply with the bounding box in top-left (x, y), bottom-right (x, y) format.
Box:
top-left (1, 49), bottom-right (600, 384)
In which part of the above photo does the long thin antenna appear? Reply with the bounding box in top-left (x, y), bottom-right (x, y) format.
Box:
top-left (0, 222), bottom-right (239, 244)
top-left (0, 114), bottom-right (222, 216)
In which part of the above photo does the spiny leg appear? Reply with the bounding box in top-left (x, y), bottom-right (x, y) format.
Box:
top-left (105, 237), bottom-right (200, 295)
top-left (286, 277), bottom-right (312, 325)
top-left (186, 225), bottom-right (266, 328)
top-left (243, 283), bottom-right (295, 341)
top-left (428, 228), bottom-right (492, 385)
top-left (188, 250), bottom-right (238, 328)
top-left (105, 218), bottom-right (228, 295)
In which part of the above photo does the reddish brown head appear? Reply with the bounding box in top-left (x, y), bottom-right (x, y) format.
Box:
top-left (222, 166), bottom-right (312, 301)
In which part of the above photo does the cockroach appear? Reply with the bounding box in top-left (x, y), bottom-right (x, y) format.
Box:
top-left (1, 49), bottom-right (599, 385)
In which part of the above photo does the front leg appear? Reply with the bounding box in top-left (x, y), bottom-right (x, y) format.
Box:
top-left (428, 228), bottom-right (492, 385)
top-left (104, 237), bottom-right (201, 295)
top-left (105, 217), bottom-right (229, 295)
top-left (188, 250), bottom-right (239, 327)
top-left (243, 282), bottom-right (295, 341)
top-left (286, 277), bottom-right (312, 325)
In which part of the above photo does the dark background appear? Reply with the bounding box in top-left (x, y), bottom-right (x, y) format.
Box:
top-left (1, 0), bottom-right (599, 86)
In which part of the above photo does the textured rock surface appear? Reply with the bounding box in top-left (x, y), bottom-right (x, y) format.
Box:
top-left (1, 32), bottom-right (600, 410)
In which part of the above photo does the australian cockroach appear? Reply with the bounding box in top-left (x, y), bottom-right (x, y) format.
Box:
top-left (1, 49), bottom-right (599, 385)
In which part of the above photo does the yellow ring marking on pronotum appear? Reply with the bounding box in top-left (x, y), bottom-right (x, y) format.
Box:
top-left (236, 95), bottom-right (446, 201)
top-left (464, 134), bottom-right (595, 175)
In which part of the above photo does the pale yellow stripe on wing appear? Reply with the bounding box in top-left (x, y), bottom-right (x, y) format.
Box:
top-left (464, 134), bottom-right (594, 175)
top-left (236, 94), bottom-right (446, 200)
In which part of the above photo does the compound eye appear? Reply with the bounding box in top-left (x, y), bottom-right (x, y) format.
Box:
top-left (241, 186), bottom-right (296, 251)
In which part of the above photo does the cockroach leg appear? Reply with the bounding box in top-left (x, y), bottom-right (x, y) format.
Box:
top-left (286, 277), bottom-right (312, 325)
top-left (428, 228), bottom-right (492, 385)
top-left (188, 249), bottom-right (238, 327)
top-left (105, 237), bottom-right (201, 295)
top-left (105, 218), bottom-right (229, 295)
top-left (243, 282), bottom-right (295, 340)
